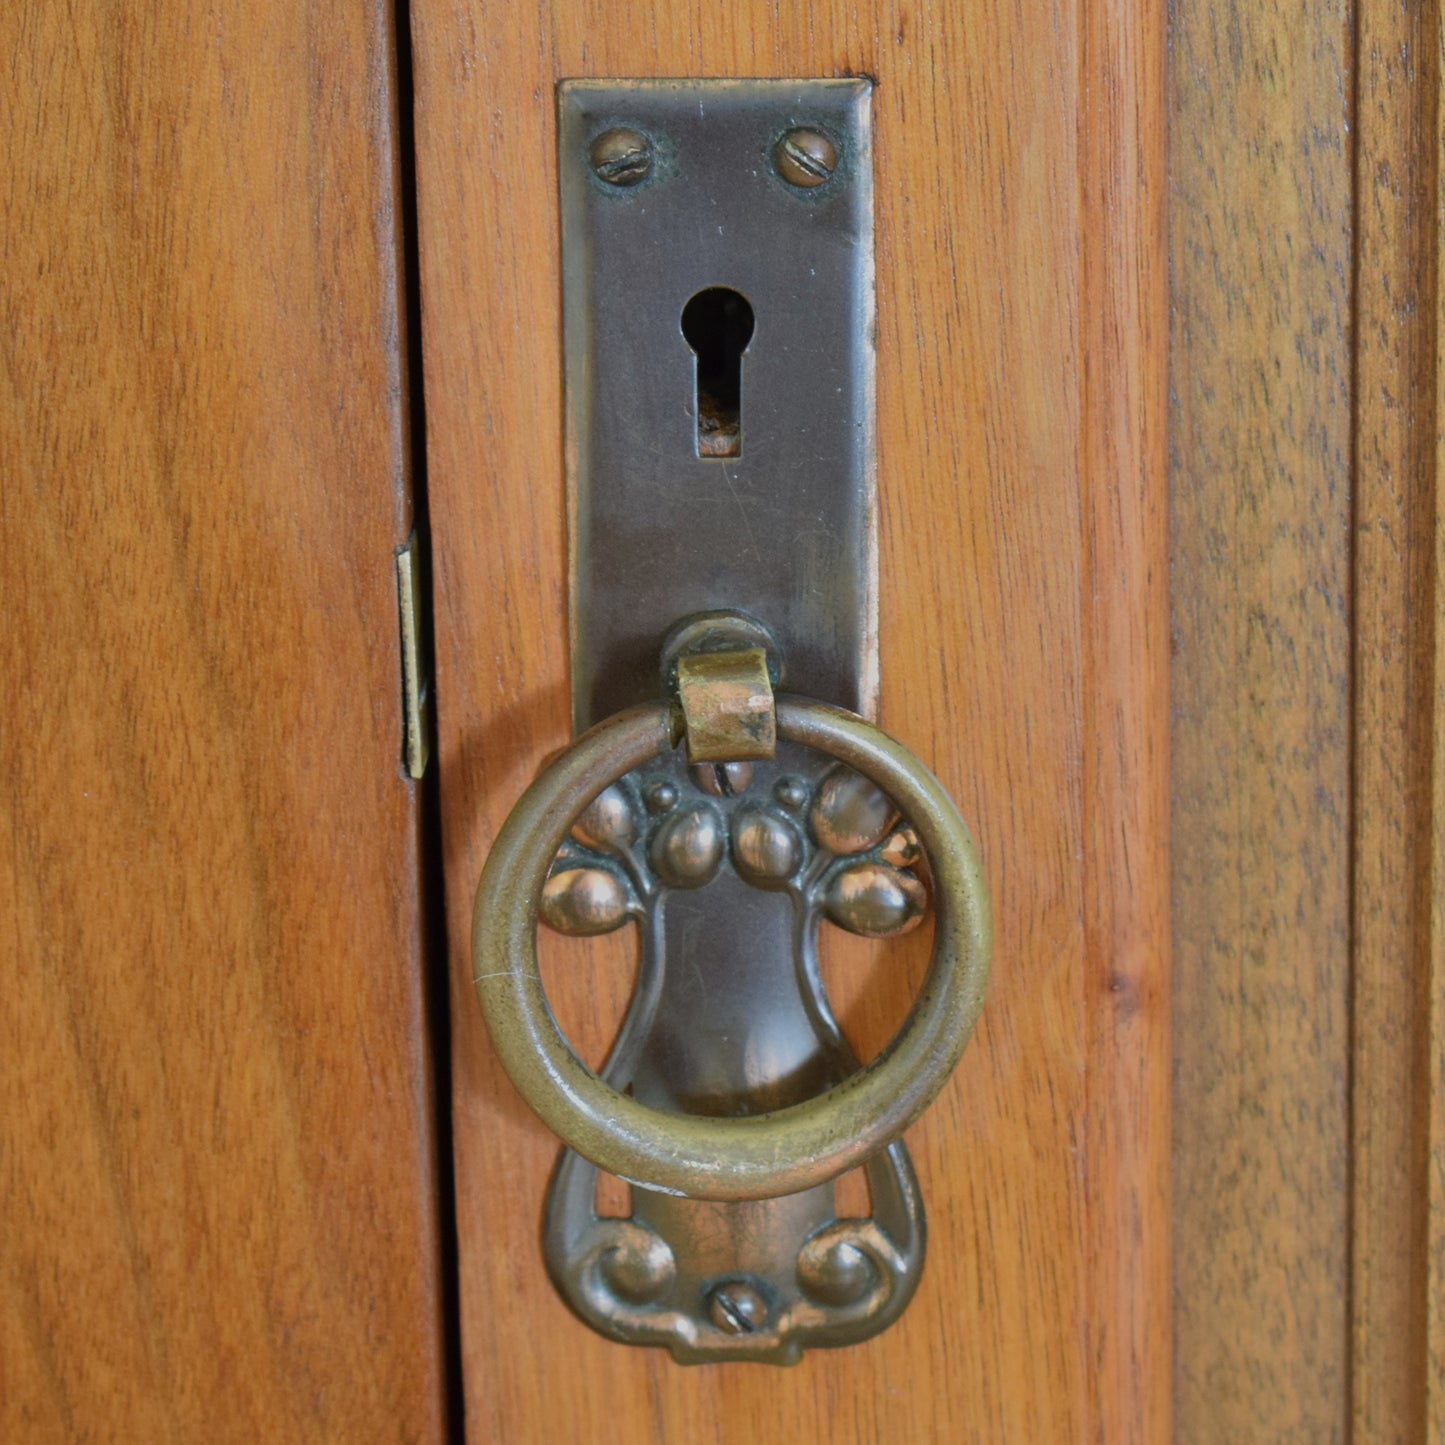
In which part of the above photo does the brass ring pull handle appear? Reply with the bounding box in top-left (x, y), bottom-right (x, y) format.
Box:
top-left (472, 694), bottom-right (992, 1204)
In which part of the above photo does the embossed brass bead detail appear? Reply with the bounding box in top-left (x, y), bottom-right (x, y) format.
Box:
top-left (797, 1238), bottom-right (873, 1306)
top-left (878, 825), bottom-right (923, 870)
top-left (773, 775), bottom-right (809, 811)
top-left (649, 805), bottom-right (725, 888)
top-left (472, 697), bottom-right (991, 1202)
top-left (773, 127), bottom-right (837, 187)
top-left (597, 1226), bottom-right (675, 1304)
top-left (642, 780), bottom-right (679, 813)
top-left (730, 807), bottom-right (802, 888)
top-left (540, 867), bottom-right (631, 936)
top-left (824, 862), bottom-right (927, 938)
top-left (570, 784), bottom-right (636, 851)
top-left (810, 765), bottom-right (899, 855)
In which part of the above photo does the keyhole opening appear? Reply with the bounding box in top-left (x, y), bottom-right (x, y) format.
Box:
top-left (681, 287), bottom-right (755, 458)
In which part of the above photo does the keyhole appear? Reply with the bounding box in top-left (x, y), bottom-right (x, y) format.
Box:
top-left (680, 287), bottom-right (755, 458)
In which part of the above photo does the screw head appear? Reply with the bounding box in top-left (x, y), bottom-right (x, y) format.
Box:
top-left (691, 760), bottom-right (753, 798)
top-left (774, 127), bottom-right (837, 188)
top-left (589, 127), bottom-right (653, 187)
top-left (706, 1279), bottom-right (769, 1334)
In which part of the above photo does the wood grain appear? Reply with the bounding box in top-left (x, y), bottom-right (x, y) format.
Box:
top-left (1169, 4), bottom-right (1355, 1440)
top-left (412, 2), bottom-right (1168, 1439)
top-left (1351, 3), bottom-right (1443, 1437)
top-left (1172, 1), bottom-right (1445, 1439)
top-left (0, 3), bottom-right (447, 1439)
top-left (1080, 3), bottom-right (1171, 1438)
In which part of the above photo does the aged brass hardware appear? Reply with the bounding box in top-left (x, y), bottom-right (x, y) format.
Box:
top-left (674, 646), bottom-right (775, 763)
top-left (473, 636), bottom-right (991, 1204)
top-left (773, 127), bottom-right (837, 188)
top-left (395, 533), bottom-right (430, 781)
top-left (470, 80), bottom-right (991, 1363)
top-left (473, 621), bottom-right (992, 1363)
top-left (588, 126), bottom-right (653, 187)
top-left (560, 78), bottom-right (878, 727)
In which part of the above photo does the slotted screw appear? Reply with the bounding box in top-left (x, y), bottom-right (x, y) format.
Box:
top-left (589, 127), bottom-right (652, 187)
top-left (707, 1279), bottom-right (769, 1334)
top-left (774, 127), bottom-right (837, 188)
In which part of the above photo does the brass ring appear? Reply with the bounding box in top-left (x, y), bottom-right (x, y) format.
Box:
top-left (472, 696), bottom-right (992, 1202)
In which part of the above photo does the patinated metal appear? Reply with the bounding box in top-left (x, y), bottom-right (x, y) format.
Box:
top-left (469, 78), bottom-right (990, 1362)
top-left (675, 646), bottom-right (775, 763)
top-left (773, 127), bottom-right (838, 188)
top-left (473, 692), bottom-right (991, 1197)
top-left (559, 79), bottom-right (877, 728)
top-left (472, 658), bottom-right (992, 1359)
top-left (588, 126), bottom-right (652, 187)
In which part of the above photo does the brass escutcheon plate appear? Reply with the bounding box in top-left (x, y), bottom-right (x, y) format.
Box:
top-left (540, 78), bottom-right (946, 1362)
top-left (560, 77), bottom-right (878, 730)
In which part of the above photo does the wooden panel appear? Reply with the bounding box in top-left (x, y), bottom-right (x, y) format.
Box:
top-left (413, 2), bottom-right (1168, 1439)
top-left (0, 4), bottom-right (447, 1439)
top-left (1172, 1), bottom-right (1445, 1439)
top-left (1351, 4), bottom-right (1443, 1438)
top-left (1080, 5), bottom-right (1171, 1438)
top-left (1169, 4), bottom-right (1355, 1439)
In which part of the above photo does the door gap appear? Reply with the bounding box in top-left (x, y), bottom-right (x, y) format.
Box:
top-left (391, 0), bottom-right (465, 1437)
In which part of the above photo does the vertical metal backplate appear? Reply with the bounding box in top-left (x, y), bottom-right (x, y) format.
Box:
top-left (548, 81), bottom-right (915, 1366)
top-left (560, 79), bottom-right (876, 729)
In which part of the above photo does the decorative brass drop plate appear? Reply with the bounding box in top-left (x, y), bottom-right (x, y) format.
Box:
top-left (546, 79), bottom-right (929, 1364)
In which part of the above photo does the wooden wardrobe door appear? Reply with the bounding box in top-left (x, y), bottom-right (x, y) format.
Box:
top-left (411, 3), bottom-right (1170, 1440)
top-left (0, 4), bottom-right (447, 1438)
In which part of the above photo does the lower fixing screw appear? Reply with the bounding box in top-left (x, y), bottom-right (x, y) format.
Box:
top-left (706, 1279), bottom-right (769, 1334)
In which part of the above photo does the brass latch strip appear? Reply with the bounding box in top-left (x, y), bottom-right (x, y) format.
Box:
top-left (395, 534), bottom-right (431, 780)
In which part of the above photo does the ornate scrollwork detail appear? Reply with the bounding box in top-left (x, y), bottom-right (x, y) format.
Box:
top-left (546, 1139), bottom-right (924, 1364)
top-left (536, 746), bottom-right (936, 1362)
top-left (571, 1216), bottom-right (677, 1316)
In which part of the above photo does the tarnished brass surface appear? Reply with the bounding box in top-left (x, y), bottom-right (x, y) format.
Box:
top-left (773, 127), bottom-right (838, 189)
top-left (471, 696), bottom-right (992, 1202)
top-left (394, 535), bottom-right (431, 780)
top-left (561, 80), bottom-right (878, 727)
top-left (675, 646), bottom-right (776, 762)
top-left (545, 1139), bottom-right (923, 1363)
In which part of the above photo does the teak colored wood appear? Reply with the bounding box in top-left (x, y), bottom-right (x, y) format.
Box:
top-left (0, 3), bottom-right (447, 1440)
top-left (1169, 4), bottom-right (1354, 1438)
top-left (1350, 6), bottom-right (1445, 1438)
top-left (25, 0), bottom-right (1445, 1437)
top-left (411, 3), bottom-right (1169, 1440)
top-left (1171, 1), bottom-right (1445, 1440)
